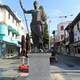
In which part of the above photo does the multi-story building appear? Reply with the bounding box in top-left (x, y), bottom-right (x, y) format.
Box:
top-left (57, 21), bottom-right (71, 42)
top-left (0, 4), bottom-right (26, 57)
top-left (56, 21), bottom-right (71, 54)
top-left (66, 13), bottom-right (80, 56)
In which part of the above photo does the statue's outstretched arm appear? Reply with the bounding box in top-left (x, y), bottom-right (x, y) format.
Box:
top-left (23, 9), bottom-right (33, 14)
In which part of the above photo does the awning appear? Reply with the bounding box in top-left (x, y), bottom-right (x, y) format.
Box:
top-left (8, 26), bottom-right (20, 36)
top-left (18, 41), bottom-right (21, 45)
top-left (0, 34), bottom-right (5, 36)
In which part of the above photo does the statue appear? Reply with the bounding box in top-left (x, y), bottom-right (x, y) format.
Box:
top-left (23, 1), bottom-right (47, 52)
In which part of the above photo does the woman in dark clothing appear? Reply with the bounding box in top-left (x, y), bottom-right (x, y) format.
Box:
top-left (50, 47), bottom-right (58, 64)
top-left (26, 34), bottom-right (30, 57)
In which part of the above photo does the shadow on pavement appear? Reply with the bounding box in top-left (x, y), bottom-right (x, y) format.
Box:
top-left (50, 54), bottom-right (80, 70)
top-left (0, 77), bottom-right (16, 80)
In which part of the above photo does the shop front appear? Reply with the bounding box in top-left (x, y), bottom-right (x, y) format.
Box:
top-left (70, 41), bottom-right (80, 56)
top-left (0, 41), bottom-right (20, 58)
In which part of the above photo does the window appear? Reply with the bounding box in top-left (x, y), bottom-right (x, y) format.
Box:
top-left (0, 8), bottom-right (4, 22)
top-left (61, 35), bottom-right (64, 40)
top-left (16, 22), bottom-right (18, 26)
top-left (0, 8), bottom-right (2, 11)
top-left (14, 19), bottom-right (16, 26)
top-left (74, 38), bottom-right (76, 41)
top-left (10, 32), bottom-right (12, 37)
top-left (74, 32), bottom-right (77, 36)
top-left (8, 30), bottom-right (10, 35)
top-left (15, 21), bottom-right (17, 26)
top-left (12, 17), bottom-right (14, 23)
top-left (77, 22), bottom-right (80, 32)
top-left (16, 35), bottom-right (17, 38)
top-left (8, 13), bottom-right (10, 19)
top-left (21, 27), bottom-right (23, 30)
top-left (10, 15), bottom-right (13, 22)
top-left (61, 25), bottom-right (64, 31)
top-left (14, 34), bottom-right (16, 38)
top-left (12, 33), bottom-right (14, 37)
top-left (78, 37), bottom-right (79, 41)
top-left (17, 22), bottom-right (19, 27)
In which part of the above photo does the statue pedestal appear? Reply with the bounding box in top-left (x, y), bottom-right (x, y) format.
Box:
top-left (27, 53), bottom-right (51, 80)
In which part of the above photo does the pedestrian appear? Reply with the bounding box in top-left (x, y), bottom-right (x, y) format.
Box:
top-left (26, 33), bottom-right (30, 57)
top-left (21, 35), bottom-right (26, 57)
top-left (51, 47), bottom-right (58, 63)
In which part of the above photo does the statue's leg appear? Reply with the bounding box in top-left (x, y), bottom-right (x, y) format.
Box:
top-left (31, 24), bottom-right (40, 52)
top-left (37, 24), bottom-right (44, 51)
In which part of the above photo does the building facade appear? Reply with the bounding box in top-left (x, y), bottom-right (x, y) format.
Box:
top-left (66, 13), bottom-right (80, 56)
top-left (57, 21), bottom-right (71, 42)
top-left (55, 21), bottom-right (71, 54)
top-left (0, 4), bottom-right (26, 57)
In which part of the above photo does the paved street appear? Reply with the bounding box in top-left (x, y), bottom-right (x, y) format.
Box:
top-left (50, 54), bottom-right (80, 80)
top-left (0, 54), bottom-right (80, 80)
top-left (0, 58), bottom-right (20, 79)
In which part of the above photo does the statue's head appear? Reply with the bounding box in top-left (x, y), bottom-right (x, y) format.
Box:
top-left (33, 1), bottom-right (39, 10)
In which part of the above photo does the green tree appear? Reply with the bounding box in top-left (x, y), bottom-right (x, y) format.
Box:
top-left (43, 22), bottom-right (49, 46)
top-left (39, 5), bottom-right (49, 47)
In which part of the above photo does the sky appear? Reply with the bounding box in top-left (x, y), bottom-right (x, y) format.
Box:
top-left (0, 0), bottom-right (80, 36)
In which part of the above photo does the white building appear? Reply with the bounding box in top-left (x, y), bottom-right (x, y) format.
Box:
top-left (54, 21), bottom-right (71, 54)
top-left (74, 21), bottom-right (80, 42)
top-left (66, 13), bottom-right (80, 54)
top-left (0, 4), bottom-right (26, 57)
top-left (57, 21), bottom-right (71, 42)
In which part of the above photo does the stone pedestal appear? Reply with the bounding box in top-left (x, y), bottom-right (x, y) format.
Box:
top-left (27, 53), bottom-right (51, 80)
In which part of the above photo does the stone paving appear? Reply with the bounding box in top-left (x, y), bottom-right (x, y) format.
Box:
top-left (0, 58), bottom-right (30, 80)
top-left (50, 54), bottom-right (80, 80)
top-left (51, 73), bottom-right (65, 80)
top-left (0, 58), bottom-right (20, 78)
top-left (0, 54), bottom-right (80, 80)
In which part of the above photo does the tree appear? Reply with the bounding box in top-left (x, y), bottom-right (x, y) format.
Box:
top-left (39, 5), bottom-right (49, 48)
top-left (43, 22), bottom-right (49, 47)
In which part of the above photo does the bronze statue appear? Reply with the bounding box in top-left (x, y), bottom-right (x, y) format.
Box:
top-left (23, 1), bottom-right (47, 52)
